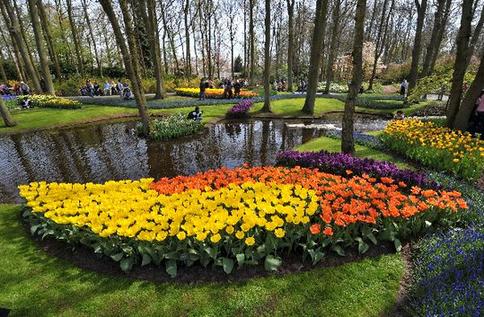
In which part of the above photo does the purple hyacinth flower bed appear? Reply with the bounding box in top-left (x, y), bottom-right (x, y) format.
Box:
top-left (408, 227), bottom-right (483, 316)
top-left (226, 99), bottom-right (254, 119)
top-left (277, 150), bottom-right (436, 188)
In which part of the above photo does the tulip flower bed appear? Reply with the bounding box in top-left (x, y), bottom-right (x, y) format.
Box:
top-left (381, 119), bottom-right (484, 181)
top-left (18, 95), bottom-right (82, 109)
top-left (20, 165), bottom-right (467, 277)
top-left (226, 99), bottom-right (254, 119)
top-left (175, 88), bottom-right (258, 99)
top-left (277, 150), bottom-right (436, 188)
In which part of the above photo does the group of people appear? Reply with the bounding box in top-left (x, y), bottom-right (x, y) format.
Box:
top-left (0, 81), bottom-right (31, 96)
top-left (80, 79), bottom-right (132, 100)
top-left (198, 78), bottom-right (248, 100)
top-left (272, 79), bottom-right (288, 92)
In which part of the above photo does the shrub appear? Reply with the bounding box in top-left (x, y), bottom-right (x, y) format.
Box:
top-left (381, 119), bottom-right (484, 180)
top-left (17, 95), bottom-right (82, 109)
top-left (332, 94), bottom-right (406, 110)
top-left (226, 99), bottom-right (254, 119)
top-left (175, 88), bottom-right (258, 99)
top-left (145, 113), bottom-right (203, 140)
top-left (20, 166), bottom-right (467, 276)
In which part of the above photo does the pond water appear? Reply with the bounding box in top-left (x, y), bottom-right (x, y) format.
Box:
top-left (0, 116), bottom-right (387, 203)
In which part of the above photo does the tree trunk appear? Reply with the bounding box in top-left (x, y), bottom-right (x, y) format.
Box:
top-left (421, 0), bottom-right (447, 77)
top-left (37, 0), bottom-right (62, 80)
top-left (262, 0), bottom-right (271, 112)
top-left (366, 0), bottom-right (379, 41)
top-left (99, 0), bottom-right (150, 133)
top-left (0, 97), bottom-right (16, 127)
top-left (0, 50), bottom-right (7, 82)
top-left (454, 47), bottom-right (484, 131)
top-left (184, 0), bottom-right (192, 77)
top-left (465, 5), bottom-right (484, 66)
top-left (446, 0), bottom-right (473, 128)
top-left (428, 0), bottom-right (452, 72)
top-left (147, 0), bottom-right (165, 99)
top-left (408, 0), bottom-right (427, 91)
top-left (0, 0), bottom-right (42, 92)
top-left (249, 0), bottom-right (256, 85)
top-left (368, 0), bottom-right (390, 91)
top-left (302, 0), bottom-right (329, 115)
top-left (54, 0), bottom-right (74, 69)
top-left (81, 0), bottom-right (102, 76)
top-left (324, 0), bottom-right (341, 94)
top-left (286, 0), bottom-right (295, 92)
top-left (341, 0), bottom-right (367, 154)
top-left (1, 30), bottom-right (25, 80)
top-left (13, 1), bottom-right (38, 79)
top-left (66, 0), bottom-right (84, 76)
top-left (28, 0), bottom-right (55, 95)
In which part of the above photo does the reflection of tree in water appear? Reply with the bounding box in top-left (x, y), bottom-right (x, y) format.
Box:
top-left (0, 136), bottom-right (29, 202)
top-left (225, 121), bottom-right (242, 137)
top-left (302, 127), bottom-right (316, 144)
top-left (0, 120), bottom-right (326, 203)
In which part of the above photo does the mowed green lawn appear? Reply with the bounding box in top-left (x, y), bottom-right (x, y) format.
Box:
top-left (296, 135), bottom-right (411, 169)
top-left (1, 96), bottom-right (417, 135)
top-left (0, 204), bottom-right (404, 317)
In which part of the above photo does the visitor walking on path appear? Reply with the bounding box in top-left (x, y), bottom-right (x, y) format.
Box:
top-left (199, 78), bottom-right (208, 100)
top-left (224, 79), bottom-right (233, 99)
top-left (117, 80), bottom-right (124, 96)
top-left (103, 81), bottom-right (111, 96)
top-left (234, 80), bottom-right (241, 97)
top-left (400, 79), bottom-right (409, 98)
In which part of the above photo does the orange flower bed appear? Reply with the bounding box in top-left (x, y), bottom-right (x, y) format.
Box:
top-left (150, 165), bottom-right (467, 229)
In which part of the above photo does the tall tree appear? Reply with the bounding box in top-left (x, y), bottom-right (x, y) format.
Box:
top-left (446, 0), bottom-right (474, 128)
top-left (421, 0), bottom-right (451, 77)
top-left (37, 0), bottom-right (62, 79)
top-left (66, 0), bottom-right (84, 75)
top-left (184, 0), bottom-right (192, 77)
top-left (28, 0), bottom-right (55, 95)
top-left (302, 0), bottom-right (329, 115)
top-left (286, 0), bottom-right (295, 92)
top-left (0, 0), bottom-right (42, 92)
top-left (454, 47), bottom-right (484, 131)
top-left (0, 50), bottom-right (7, 82)
top-left (368, 0), bottom-right (394, 90)
top-left (81, 0), bottom-right (102, 76)
top-left (99, 0), bottom-right (150, 133)
top-left (465, 4), bottom-right (484, 66)
top-left (146, 0), bottom-right (165, 99)
top-left (249, 0), bottom-right (256, 85)
top-left (324, 0), bottom-right (342, 94)
top-left (262, 0), bottom-right (271, 112)
top-left (0, 97), bottom-right (16, 127)
top-left (341, 0), bottom-right (367, 154)
top-left (408, 0), bottom-right (427, 91)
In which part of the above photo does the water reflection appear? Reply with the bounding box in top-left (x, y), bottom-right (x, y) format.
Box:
top-left (0, 119), bottom-right (326, 203)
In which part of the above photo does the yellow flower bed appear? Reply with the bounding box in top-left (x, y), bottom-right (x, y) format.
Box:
top-left (19, 179), bottom-right (318, 245)
top-left (382, 119), bottom-right (483, 180)
top-left (175, 88), bottom-right (258, 99)
top-left (20, 94), bottom-right (82, 109)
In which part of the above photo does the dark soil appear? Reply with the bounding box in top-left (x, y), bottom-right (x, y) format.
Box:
top-left (25, 222), bottom-right (397, 285)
